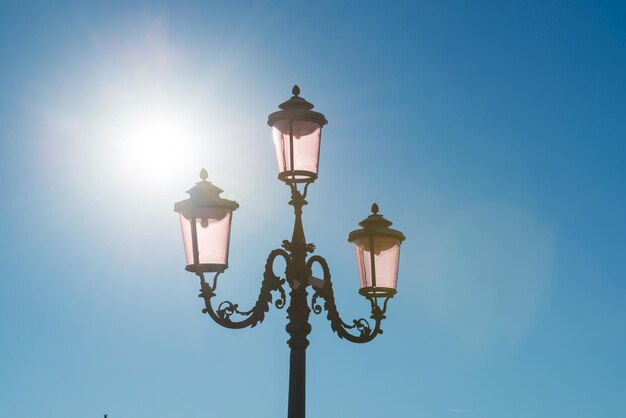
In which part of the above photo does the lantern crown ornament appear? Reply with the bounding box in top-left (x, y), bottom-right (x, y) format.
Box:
top-left (267, 85), bottom-right (328, 126)
top-left (348, 203), bottom-right (406, 242)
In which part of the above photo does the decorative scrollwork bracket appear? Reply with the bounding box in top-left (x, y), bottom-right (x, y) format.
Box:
top-left (307, 255), bottom-right (392, 344)
top-left (197, 249), bottom-right (290, 329)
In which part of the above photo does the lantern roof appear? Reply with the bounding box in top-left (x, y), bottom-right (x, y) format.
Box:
top-left (348, 203), bottom-right (406, 243)
top-left (174, 169), bottom-right (240, 213)
top-left (267, 85), bottom-right (328, 127)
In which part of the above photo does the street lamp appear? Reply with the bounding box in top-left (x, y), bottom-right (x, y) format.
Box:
top-left (174, 86), bottom-right (406, 418)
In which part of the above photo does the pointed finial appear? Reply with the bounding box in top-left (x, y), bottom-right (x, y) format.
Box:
top-left (199, 168), bottom-right (208, 181)
top-left (371, 203), bottom-right (379, 214)
top-left (292, 85), bottom-right (300, 97)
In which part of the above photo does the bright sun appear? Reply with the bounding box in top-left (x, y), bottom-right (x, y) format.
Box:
top-left (124, 108), bottom-right (189, 177)
top-left (103, 95), bottom-right (205, 189)
top-left (79, 25), bottom-right (211, 190)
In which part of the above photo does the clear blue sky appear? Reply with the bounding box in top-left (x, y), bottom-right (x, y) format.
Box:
top-left (1, 1), bottom-right (625, 417)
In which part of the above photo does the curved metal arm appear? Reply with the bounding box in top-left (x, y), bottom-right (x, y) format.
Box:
top-left (197, 249), bottom-right (290, 329)
top-left (307, 255), bottom-right (391, 343)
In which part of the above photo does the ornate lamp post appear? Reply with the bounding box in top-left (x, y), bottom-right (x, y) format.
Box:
top-left (174, 86), bottom-right (406, 418)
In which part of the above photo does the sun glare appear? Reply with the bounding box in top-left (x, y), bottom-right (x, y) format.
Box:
top-left (72, 22), bottom-right (216, 192)
top-left (100, 91), bottom-right (207, 191)
top-left (35, 22), bottom-right (246, 200)
top-left (123, 108), bottom-right (190, 179)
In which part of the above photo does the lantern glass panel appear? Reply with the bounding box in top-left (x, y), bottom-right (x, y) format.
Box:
top-left (179, 207), bottom-right (233, 267)
top-left (353, 236), bottom-right (401, 290)
top-left (272, 120), bottom-right (321, 179)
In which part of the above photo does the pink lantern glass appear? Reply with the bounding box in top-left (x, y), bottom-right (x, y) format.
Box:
top-left (353, 236), bottom-right (401, 291)
top-left (272, 120), bottom-right (322, 181)
top-left (178, 207), bottom-right (233, 268)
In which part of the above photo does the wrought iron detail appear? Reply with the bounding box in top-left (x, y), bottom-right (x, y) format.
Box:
top-left (307, 255), bottom-right (391, 343)
top-left (310, 291), bottom-right (323, 315)
top-left (282, 240), bottom-right (315, 254)
top-left (197, 249), bottom-right (290, 329)
top-left (189, 176), bottom-right (398, 418)
top-left (276, 280), bottom-right (287, 309)
top-left (216, 301), bottom-right (253, 320)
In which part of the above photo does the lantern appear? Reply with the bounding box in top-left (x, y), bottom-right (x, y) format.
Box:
top-left (267, 85), bottom-right (328, 184)
top-left (348, 203), bottom-right (406, 298)
top-left (174, 169), bottom-right (239, 273)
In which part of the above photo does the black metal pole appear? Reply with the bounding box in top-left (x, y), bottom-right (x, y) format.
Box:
top-left (287, 348), bottom-right (305, 417)
top-left (286, 302), bottom-right (310, 418)
top-left (286, 187), bottom-right (311, 418)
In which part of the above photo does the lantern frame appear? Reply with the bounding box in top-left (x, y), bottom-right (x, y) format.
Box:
top-left (348, 203), bottom-right (406, 299)
top-left (267, 85), bottom-right (328, 184)
top-left (174, 169), bottom-right (239, 273)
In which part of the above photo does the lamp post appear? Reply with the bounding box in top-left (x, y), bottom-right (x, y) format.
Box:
top-left (174, 86), bottom-right (406, 418)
